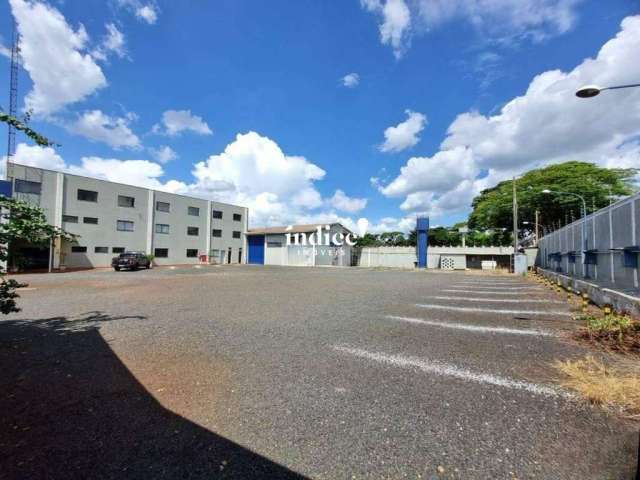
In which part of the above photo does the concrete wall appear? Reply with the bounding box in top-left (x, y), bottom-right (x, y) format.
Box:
top-left (7, 163), bottom-right (248, 269)
top-left (537, 192), bottom-right (640, 293)
top-left (355, 246), bottom-right (514, 269)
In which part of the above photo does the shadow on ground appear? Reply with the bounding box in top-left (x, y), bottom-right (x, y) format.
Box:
top-left (0, 312), bottom-right (307, 479)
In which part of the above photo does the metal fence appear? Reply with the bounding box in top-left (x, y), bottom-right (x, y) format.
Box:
top-left (536, 191), bottom-right (640, 293)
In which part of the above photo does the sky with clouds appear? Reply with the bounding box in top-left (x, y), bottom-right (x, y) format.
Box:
top-left (0, 0), bottom-right (638, 233)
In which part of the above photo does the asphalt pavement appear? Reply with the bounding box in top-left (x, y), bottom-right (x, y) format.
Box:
top-left (1, 265), bottom-right (637, 479)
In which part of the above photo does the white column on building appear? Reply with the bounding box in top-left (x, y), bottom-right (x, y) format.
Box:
top-left (52, 172), bottom-right (64, 270)
top-left (206, 201), bottom-right (212, 262)
top-left (146, 190), bottom-right (154, 254)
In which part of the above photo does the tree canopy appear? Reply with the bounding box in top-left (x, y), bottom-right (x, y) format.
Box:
top-left (468, 161), bottom-right (637, 233)
top-left (0, 111), bottom-right (56, 148)
top-left (0, 197), bottom-right (74, 313)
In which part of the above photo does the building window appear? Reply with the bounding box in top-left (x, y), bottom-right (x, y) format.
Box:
top-left (186, 249), bottom-right (198, 258)
top-left (77, 189), bottom-right (98, 202)
top-left (71, 246), bottom-right (87, 253)
top-left (232, 231), bottom-right (241, 239)
top-left (212, 210), bottom-right (223, 219)
top-left (118, 195), bottom-right (135, 208)
top-left (155, 224), bottom-right (170, 234)
top-left (15, 179), bottom-right (42, 194)
top-left (62, 215), bottom-right (78, 223)
top-left (83, 217), bottom-right (99, 225)
top-left (154, 248), bottom-right (168, 258)
top-left (95, 246), bottom-right (108, 253)
top-left (112, 247), bottom-right (125, 253)
top-left (212, 229), bottom-right (222, 237)
top-left (156, 201), bottom-right (170, 212)
top-left (233, 213), bottom-right (242, 222)
top-left (188, 206), bottom-right (200, 216)
top-left (117, 220), bottom-right (134, 232)
top-left (187, 226), bottom-right (199, 236)
top-left (267, 241), bottom-right (282, 248)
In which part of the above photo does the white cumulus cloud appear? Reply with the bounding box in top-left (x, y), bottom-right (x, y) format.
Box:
top-left (379, 15), bottom-right (640, 219)
top-left (149, 145), bottom-right (178, 164)
top-left (329, 190), bottom-right (368, 213)
top-left (380, 110), bottom-right (427, 153)
top-left (342, 73), bottom-right (360, 88)
top-left (361, 0), bottom-right (412, 59)
top-left (92, 23), bottom-right (126, 61)
top-left (9, 0), bottom-right (107, 116)
top-left (153, 110), bottom-right (213, 136)
top-left (361, 0), bottom-right (581, 58)
top-left (136, 5), bottom-right (158, 24)
top-left (67, 110), bottom-right (141, 150)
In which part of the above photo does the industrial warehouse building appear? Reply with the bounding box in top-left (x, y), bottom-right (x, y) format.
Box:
top-left (7, 163), bottom-right (248, 270)
top-left (246, 223), bottom-right (354, 266)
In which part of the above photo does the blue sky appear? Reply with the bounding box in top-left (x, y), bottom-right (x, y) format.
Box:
top-left (1, 0), bottom-right (639, 232)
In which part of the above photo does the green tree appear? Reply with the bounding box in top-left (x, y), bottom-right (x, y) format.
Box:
top-left (0, 197), bottom-right (74, 313)
top-left (468, 161), bottom-right (637, 232)
top-left (0, 111), bottom-right (57, 147)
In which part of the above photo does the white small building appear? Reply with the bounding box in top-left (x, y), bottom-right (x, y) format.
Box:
top-left (246, 223), bottom-right (354, 267)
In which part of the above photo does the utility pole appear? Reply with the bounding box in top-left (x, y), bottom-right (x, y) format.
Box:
top-left (534, 209), bottom-right (539, 246)
top-left (512, 176), bottom-right (518, 254)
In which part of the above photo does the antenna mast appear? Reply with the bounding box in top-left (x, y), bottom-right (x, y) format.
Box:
top-left (7, 20), bottom-right (19, 159)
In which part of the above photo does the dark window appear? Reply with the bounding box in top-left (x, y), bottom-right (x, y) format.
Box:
top-left (188, 206), bottom-right (200, 216)
top-left (154, 248), bottom-right (168, 258)
top-left (77, 189), bottom-right (98, 202)
top-left (83, 217), bottom-right (98, 225)
top-left (118, 195), bottom-right (135, 208)
top-left (94, 246), bottom-right (108, 253)
top-left (187, 226), bottom-right (199, 236)
top-left (233, 213), bottom-right (242, 222)
top-left (232, 231), bottom-right (241, 239)
top-left (155, 224), bottom-right (170, 234)
top-left (117, 220), bottom-right (134, 232)
top-left (212, 229), bottom-right (222, 237)
top-left (15, 179), bottom-right (42, 194)
top-left (212, 210), bottom-right (223, 219)
top-left (62, 215), bottom-right (78, 223)
top-left (156, 201), bottom-right (170, 212)
top-left (186, 249), bottom-right (198, 258)
top-left (267, 241), bottom-right (282, 248)
top-left (71, 246), bottom-right (87, 253)
top-left (112, 247), bottom-right (125, 253)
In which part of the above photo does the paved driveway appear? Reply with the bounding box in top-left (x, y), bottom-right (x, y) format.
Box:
top-left (1, 266), bottom-right (637, 479)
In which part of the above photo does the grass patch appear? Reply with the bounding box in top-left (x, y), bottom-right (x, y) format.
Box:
top-left (555, 356), bottom-right (640, 419)
top-left (573, 313), bottom-right (640, 354)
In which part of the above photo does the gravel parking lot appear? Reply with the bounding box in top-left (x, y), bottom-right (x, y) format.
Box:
top-left (1, 265), bottom-right (637, 479)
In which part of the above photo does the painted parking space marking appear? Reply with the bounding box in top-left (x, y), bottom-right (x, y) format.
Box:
top-left (416, 304), bottom-right (572, 316)
top-left (385, 315), bottom-right (554, 336)
top-left (428, 295), bottom-right (564, 304)
top-left (442, 289), bottom-right (545, 295)
top-left (334, 345), bottom-right (570, 398)
top-left (451, 285), bottom-right (542, 291)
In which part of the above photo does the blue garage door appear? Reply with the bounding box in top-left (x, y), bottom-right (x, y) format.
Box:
top-left (248, 235), bottom-right (265, 264)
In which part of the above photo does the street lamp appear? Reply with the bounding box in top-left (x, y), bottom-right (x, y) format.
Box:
top-left (542, 189), bottom-right (588, 276)
top-left (576, 83), bottom-right (640, 98)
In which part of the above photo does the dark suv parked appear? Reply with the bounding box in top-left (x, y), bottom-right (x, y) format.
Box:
top-left (111, 251), bottom-right (151, 271)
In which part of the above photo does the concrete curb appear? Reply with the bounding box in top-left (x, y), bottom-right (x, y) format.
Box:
top-left (537, 268), bottom-right (640, 317)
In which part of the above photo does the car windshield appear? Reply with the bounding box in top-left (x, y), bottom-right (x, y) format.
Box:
top-left (119, 253), bottom-right (137, 258)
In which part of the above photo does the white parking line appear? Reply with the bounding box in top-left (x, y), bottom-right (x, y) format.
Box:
top-left (416, 304), bottom-right (572, 316)
top-left (385, 315), bottom-right (554, 336)
top-left (451, 285), bottom-right (541, 291)
top-left (429, 295), bottom-right (564, 304)
top-left (333, 345), bottom-right (569, 398)
top-left (442, 289), bottom-right (543, 295)
top-left (458, 281), bottom-right (527, 286)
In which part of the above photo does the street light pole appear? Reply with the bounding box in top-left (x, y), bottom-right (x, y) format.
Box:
top-left (576, 83), bottom-right (640, 98)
